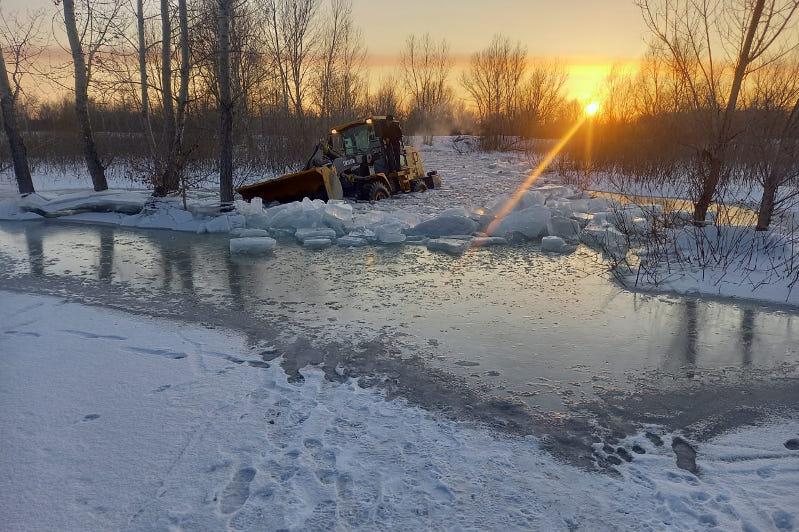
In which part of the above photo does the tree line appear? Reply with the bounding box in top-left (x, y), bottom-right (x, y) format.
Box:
top-left (0, 0), bottom-right (577, 205)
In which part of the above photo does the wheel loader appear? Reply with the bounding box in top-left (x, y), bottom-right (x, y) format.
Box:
top-left (236, 116), bottom-right (441, 204)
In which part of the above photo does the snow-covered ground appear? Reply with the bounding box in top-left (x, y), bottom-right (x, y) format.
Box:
top-left (2, 291), bottom-right (798, 531)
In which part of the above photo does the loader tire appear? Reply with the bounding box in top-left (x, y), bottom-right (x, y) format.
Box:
top-left (412, 181), bottom-right (428, 193)
top-left (363, 182), bottom-right (390, 201)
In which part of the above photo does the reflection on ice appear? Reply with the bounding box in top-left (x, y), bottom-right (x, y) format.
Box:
top-left (1, 221), bottom-right (797, 415)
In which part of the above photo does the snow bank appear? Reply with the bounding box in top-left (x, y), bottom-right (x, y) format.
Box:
top-left (2, 291), bottom-right (797, 531)
top-left (626, 225), bottom-right (799, 305)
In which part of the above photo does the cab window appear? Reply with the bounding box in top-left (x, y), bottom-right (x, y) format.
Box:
top-left (340, 125), bottom-right (375, 157)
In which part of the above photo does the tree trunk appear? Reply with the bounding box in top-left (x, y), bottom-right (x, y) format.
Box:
top-left (163, 0), bottom-right (190, 196)
top-left (693, 0), bottom-right (765, 223)
top-left (756, 178), bottom-right (777, 231)
top-left (756, 97), bottom-right (799, 231)
top-left (218, 0), bottom-right (234, 205)
top-left (157, 0), bottom-right (177, 195)
top-left (62, 0), bottom-right (108, 192)
top-left (0, 45), bottom-right (34, 194)
top-left (137, 0), bottom-right (158, 173)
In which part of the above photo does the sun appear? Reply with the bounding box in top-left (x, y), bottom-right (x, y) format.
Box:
top-left (585, 102), bottom-right (600, 117)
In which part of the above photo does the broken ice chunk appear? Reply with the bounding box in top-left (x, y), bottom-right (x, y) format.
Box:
top-left (295, 227), bottom-right (337, 243)
top-left (229, 236), bottom-right (277, 255)
top-left (407, 214), bottom-right (477, 238)
top-left (493, 206), bottom-right (550, 240)
top-left (337, 236), bottom-right (368, 247)
top-left (472, 236), bottom-right (507, 247)
top-left (547, 216), bottom-right (581, 241)
top-left (540, 236), bottom-right (566, 253)
top-left (303, 238), bottom-right (333, 250)
top-left (378, 232), bottom-right (406, 245)
top-left (230, 228), bottom-right (270, 238)
top-left (427, 238), bottom-right (469, 255)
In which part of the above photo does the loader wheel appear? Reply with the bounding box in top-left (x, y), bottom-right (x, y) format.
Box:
top-left (412, 181), bottom-right (428, 193)
top-left (363, 182), bottom-right (390, 201)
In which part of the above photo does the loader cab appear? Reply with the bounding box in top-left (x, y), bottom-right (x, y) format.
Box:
top-left (330, 120), bottom-right (380, 158)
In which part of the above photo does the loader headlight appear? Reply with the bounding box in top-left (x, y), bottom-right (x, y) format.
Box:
top-left (331, 129), bottom-right (338, 135)
top-left (365, 119), bottom-right (373, 125)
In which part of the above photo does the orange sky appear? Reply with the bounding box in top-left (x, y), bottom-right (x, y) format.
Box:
top-left (353, 0), bottom-right (649, 101)
top-left (5, 0), bottom-right (649, 102)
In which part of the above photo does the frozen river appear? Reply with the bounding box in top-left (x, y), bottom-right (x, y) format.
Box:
top-left (1, 220), bottom-right (797, 464)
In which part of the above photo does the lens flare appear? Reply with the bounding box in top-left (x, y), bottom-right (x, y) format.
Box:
top-left (484, 118), bottom-right (586, 237)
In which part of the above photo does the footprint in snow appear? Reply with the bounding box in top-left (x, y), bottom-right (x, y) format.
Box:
top-left (126, 346), bottom-right (187, 360)
top-left (4, 330), bottom-right (41, 337)
top-left (672, 437), bottom-right (699, 475)
top-left (219, 467), bottom-right (256, 515)
top-left (61, 329), bottom-right (127, 340)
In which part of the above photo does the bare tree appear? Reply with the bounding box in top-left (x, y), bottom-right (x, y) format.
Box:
top-left (312, 0), bottom-right (365, 122)
top-left (460, 35), bottom-right (526, 149)
top-left (515, 61), bottom-right (569, 134)
top-left (367, 76), bottom-right (403, 118)
top-left (263, 0), bottom-right (319, 118)
top-left (756, 97), bottom-right (799, 229)
top-left (638, 0), bottom-right (799, 223)
top-left (154, 0), bottom-right (191, 195)
top-left (0, 10), bottom-right (43, 194)
top-left (136, 0), bottom-right (158, 172)
top-left (158, 0), bottom-right (175, 193)
top-left (400, 33), bottom-right (452, 145)
top-left (746, 60), bottom-right (799, 229)
top-left (60, 0), bottom-right (123, 191)
top-left (217, 0), bottom-right (234, 204)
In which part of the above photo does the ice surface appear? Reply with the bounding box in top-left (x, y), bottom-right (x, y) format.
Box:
top-left (229, 236), bottom-right (277, 255)
top-left (427, 238), bottom-right (470, 255)
top-left (493, 206), bottom-right (550, 240)
top-left (541, 236), bottom-right (567, 253)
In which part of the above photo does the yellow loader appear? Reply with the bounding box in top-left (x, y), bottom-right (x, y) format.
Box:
top-left (237, 116), bottom-right (441, 203)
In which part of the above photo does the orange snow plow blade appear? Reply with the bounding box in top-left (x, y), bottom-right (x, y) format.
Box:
top-left (236, 166), bottom-right (343, 204)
